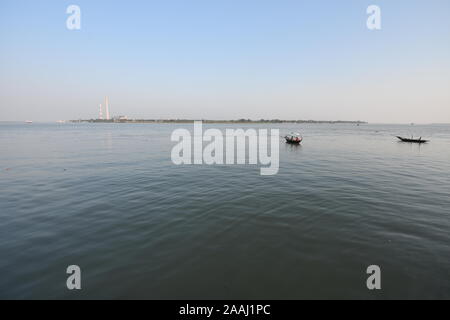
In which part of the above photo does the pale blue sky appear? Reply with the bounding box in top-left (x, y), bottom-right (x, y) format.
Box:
top-left (1, 0), bottom-right (449, 122)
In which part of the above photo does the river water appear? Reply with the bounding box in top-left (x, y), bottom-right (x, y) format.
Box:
top-left (0, 122), bottom-right (449, 299)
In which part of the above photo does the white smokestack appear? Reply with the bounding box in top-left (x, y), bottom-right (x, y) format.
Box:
top-left (105, 96), bottom-right (110, 120)
top-left (99, 104), bottom-right (103, 120)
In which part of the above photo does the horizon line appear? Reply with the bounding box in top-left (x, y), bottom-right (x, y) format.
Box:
top-left (2, 120), bottom-right (450, 125)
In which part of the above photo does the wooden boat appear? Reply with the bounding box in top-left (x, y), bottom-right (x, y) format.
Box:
top-left (396, 136), bottom-right (429, 143)
top-left (285, 133), bottom-right (303, 144)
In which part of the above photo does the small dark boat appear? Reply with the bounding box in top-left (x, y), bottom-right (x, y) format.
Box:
top-left (396, 136), bottom-right (429, 144)
top-left (285, 132), bottom-right (303, 144)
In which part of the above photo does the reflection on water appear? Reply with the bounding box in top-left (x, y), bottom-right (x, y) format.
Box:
top-left (284, 143), bottom-right (302, 150)
top-left (103, 132), bottom-right (113, 150)
top-left (0, 122), bottom-right (449, 299)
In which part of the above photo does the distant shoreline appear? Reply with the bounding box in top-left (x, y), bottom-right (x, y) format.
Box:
top-left (69, 119), bottom-right (368, 124)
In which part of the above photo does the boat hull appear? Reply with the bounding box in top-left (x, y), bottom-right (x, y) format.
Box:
top-left (285, 138), bottom-right (302, 145)
top-left (396, 136), bottom-right (428, 143)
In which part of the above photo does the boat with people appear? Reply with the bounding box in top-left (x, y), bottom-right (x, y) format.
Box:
top-left (396, 136), bottom-right (429, 144)
top-left (285, 132), bottom-right (303, 144)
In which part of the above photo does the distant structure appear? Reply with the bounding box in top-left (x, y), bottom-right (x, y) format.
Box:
top-left (97, 97), bottom-right (111, 120)
top-left (98, 104), bottom-right (103, 120)
top-left (105, 96), bottom-right (110, 120)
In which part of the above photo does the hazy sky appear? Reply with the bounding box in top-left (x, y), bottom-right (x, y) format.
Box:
top-left (1, 0), bottom-right (449, 123)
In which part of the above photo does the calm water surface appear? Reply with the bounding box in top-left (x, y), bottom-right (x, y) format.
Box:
top-left (0, 122), bottom-right (449, 299)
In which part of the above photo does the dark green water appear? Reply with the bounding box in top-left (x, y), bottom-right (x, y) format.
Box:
top-left (0, 122), bottom-right (449, 299)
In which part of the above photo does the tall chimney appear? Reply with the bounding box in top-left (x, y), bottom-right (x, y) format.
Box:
top-left (105, 96), bottom-right (110, 120)
top-left (99, 104), bottom-right (103, 120)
